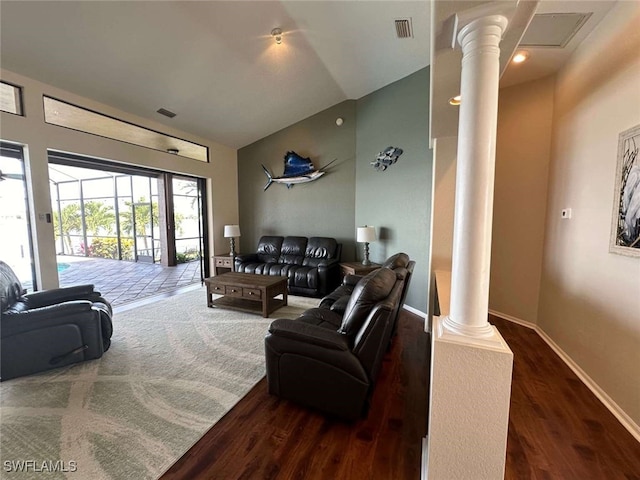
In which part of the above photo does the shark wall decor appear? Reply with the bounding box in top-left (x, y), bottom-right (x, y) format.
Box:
top-left (262, 151), bottom-right (336, 190)
top-left (371, 146), bottom-right (403, 171)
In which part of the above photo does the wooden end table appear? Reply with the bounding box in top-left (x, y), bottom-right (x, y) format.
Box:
top-left (213, 254), bottom-right (235, 275)
top-left (205, 272), bottom-right (288, 318)
top-left (339, 261), bottom-right (382, 278)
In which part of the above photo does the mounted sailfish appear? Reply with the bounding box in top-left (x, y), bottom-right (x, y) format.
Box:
top-left (262, 151), bottom-right (337, 190)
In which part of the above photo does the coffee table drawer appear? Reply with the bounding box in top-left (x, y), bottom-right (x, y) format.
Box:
top-left (209, 284), bottom-right (225, 294)
top-left (243, 287), bottom-right (262, 300)
top-left (225, 285), bottom-right (243, 297)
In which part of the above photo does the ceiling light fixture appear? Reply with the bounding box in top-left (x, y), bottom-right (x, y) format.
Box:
top-left (449, 95), bottom-right (461, 106)
top-left (271, 28), bottom-right (283, 45)
top-left (512, 51), bottom-right (529, 64)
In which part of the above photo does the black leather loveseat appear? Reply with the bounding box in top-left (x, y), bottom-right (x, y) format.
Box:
top-left (265, 264), bottom-right (411, 420)
top-left (1, 260), bottom-right (113, 381)
top-left (320, 252), bottom-right (415, 343)
top-left (235, 236), bottom-right (342, 297)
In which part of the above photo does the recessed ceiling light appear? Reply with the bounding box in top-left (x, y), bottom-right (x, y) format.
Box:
top-left (449, 95), bottom-right (461, 106)
top-left (512, 51), bottom-right (529, 64)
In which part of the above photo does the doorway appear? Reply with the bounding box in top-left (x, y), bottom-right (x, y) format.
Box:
top-left (48, 152), bottom-right (208, 304)
top-left (0, 142), bottom-right (35, 291)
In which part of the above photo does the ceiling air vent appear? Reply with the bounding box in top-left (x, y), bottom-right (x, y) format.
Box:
top-left (395, 18), bottom-right (413, 39)
top-left (520, 13), bottom-right (592, 48)
top-left (156, 107), bottom-right (176, 118)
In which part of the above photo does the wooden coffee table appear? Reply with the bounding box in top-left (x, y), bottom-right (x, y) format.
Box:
top-left (205, 272), bottom-right (288, 318)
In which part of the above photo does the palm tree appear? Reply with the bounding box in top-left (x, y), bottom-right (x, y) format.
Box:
top-left (54, 203), bottom-right (81, 253)
top-left (83, 201), bottom-right (115, 235)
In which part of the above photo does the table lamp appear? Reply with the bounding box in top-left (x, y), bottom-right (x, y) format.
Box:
top-left (224, 225), bottom-right (241, 256)
top-left (356, 225), bottom-right (376, 266)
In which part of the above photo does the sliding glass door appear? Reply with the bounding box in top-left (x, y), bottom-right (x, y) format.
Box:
top-left (48, 152), bottom-right (209, 280)
top-left (0, 143), bottom-right (35, 290)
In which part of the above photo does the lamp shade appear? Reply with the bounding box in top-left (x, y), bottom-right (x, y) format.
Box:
top-left (224, 225), bottom-right (241, 238)
top-left (356, 226), bottom-right (376, 243)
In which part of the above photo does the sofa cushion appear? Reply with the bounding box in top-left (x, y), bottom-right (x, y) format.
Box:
top-left (296, 308), bottom-right (343, 330)
top-left (288, 265), bottom-right (318, 290)
top-left (338, 268), bottom-right (396, 338)
top-left (305, 237), bottom-right (339, 260)
top-left (257, 236), bottom-right (283, 263)
top-left (279, 236), bottom-right (307, 265)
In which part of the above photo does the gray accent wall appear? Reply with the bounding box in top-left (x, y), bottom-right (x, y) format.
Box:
top-left (355, 68), bottom-right (432, 312)
top-left (237, 101), bottom-right (357, 255)
top-left (238, 68), bottom-right (432, 312)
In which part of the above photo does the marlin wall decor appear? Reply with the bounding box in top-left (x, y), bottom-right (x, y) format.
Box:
top-left (262, 151), bottom-right (336, 190)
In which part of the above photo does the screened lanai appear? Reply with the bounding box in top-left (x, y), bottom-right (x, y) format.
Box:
top-left (48, 161), bottom-right (206, 305)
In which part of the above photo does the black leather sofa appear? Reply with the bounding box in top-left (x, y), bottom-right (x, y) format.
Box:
top-left (235, 236), bottom-right (342, 297)
top-left (265, 264), bottom-right (411, 420)
top-left (1, 260), bottom-right (113, 381)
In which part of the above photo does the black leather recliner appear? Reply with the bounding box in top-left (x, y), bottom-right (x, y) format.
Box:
top-left (0, 260), bottom-right (113, 381)
top-left (320, 252), bottom-right (415, 341)
top-left (265, 267), bottom-right (405, 420)
top-left (235, 236), bottom-right (342, 297)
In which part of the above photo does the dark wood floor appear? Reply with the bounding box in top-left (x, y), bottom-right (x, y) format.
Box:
top-left (161, 310), bottom-right (430, 480)
top-left (161, 311), bottom-right (640, 480)
top-left (491, 315), bottom-right (640, 480)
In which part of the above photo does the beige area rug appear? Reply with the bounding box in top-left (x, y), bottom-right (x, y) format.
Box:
top-left (0, 288), bottom-right (317, 479)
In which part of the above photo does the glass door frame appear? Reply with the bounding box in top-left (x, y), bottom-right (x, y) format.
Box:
top-left (0, 141), bottom-right (37, 290)
top-left (47, 151), bottom-right (210, 279)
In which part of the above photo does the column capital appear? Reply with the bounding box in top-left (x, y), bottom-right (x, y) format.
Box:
top-left (457, 15), bottom-right (509, 49)
top-left (445, 1), bottom-right (515, 49)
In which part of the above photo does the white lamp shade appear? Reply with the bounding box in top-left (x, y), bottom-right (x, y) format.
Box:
top-left (357, 226), bottom-right (376, 243)
top-left (224, 225), bottom-right (241, 238)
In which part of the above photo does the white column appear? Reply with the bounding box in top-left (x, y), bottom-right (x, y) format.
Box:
top-left (443, 14), bottom-right (508, 338)
top-left (425, 11), bottom-right (514, 480)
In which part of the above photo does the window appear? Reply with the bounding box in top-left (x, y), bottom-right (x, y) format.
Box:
top-left (43, 96), bottom-right (208, 162)
top-left (0, 81), bottom-right (23, 116)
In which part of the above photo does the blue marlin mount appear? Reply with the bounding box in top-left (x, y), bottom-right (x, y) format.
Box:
top-left (262, 151), bottom-right (337, 190)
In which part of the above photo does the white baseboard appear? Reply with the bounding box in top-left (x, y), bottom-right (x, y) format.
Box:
top-left (404, 304), bottom-right (428, 319)
top-left (403, 305), bottom-right (429, 333)
top-left (489, 309), bottom-right (640, 443)
top-left (421, 435), bottom-right (429, 480)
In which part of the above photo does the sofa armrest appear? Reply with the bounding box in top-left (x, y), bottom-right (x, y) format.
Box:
top-left (268, 318), bottom-right (349, 351)
top-left (23, 285), bottom-right (98, 308)
top-left (2, 301), bottom-right (96, 337)
top-left (317, 258), bottom-right (340, 270)
top-left (330, 295), bottom-right (351, 315)
top-left (234, 253), bottom-right (258, 264)
top-left (343, 274), bottom-right (363, 287)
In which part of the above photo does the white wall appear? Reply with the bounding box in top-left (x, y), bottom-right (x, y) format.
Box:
top-left (538, 2), bottom-right (640, 425)
top-left (0, 69), bottom-right (238, 289)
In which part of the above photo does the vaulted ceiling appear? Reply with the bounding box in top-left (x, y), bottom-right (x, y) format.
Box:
top-left (0, 1), bottom-right (430, 149)
top-left (0, 1), bottom-right (615, 149)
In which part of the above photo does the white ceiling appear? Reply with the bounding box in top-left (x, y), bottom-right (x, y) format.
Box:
top-left (0, 1), bottom-right (431, 149)
top-left (0, 1), bottom-right (618, 150)
top-left (430, 0), bottom-right (615, 140)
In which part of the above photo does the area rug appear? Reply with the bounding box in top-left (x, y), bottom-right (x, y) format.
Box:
top-left (0, 288), bottom-right (317, 479)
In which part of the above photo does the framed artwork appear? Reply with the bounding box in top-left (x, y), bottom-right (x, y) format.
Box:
top-left (610, 124), bottom-right (640, 257)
